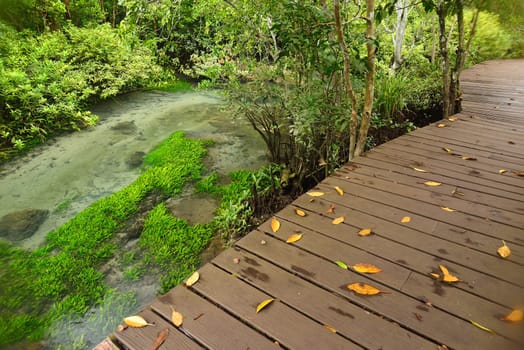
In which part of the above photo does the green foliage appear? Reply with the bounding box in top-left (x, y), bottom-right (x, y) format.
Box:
top-left (374, 73), bottom-right (408, 122)
top-left (0, 132), bottom-right (207, 346)
top-left (0, 24), bottom-right (161, 158)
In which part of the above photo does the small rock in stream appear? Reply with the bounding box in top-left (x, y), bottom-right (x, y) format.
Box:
top-left (0, 209), bottom-right (49, 241)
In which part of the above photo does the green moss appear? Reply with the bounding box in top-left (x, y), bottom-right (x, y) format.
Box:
top-left (0, 131), bottom-right (208, 347)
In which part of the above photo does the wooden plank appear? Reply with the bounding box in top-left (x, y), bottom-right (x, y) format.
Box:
top-left (211, 248), bottom-right (438, 350)
top-left (190, 264), bottom-right (359, 350)
top-left (151, 286), bottom-right (278, 350)
top-left (283, 198), bottom-right (524, 306)
top-left (113, 309), bottom-right (203, 350)
top-left (250, 220), bottom-right (524, 343)
top-left (236, 230), bottom-right (520, 350)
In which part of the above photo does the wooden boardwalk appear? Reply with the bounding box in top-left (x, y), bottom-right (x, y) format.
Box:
top-left (108, 60), bottom-right (524, 350)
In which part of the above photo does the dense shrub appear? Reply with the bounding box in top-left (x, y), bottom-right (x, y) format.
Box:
top-left (0, 23), bottom-right (161, 158)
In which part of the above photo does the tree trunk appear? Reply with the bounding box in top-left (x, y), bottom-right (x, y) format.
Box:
top-left (355, 0), bottom-right (376, 156)
top-left (449, 0), bottom-right (464, 116)
top-left (392, 0), bottom-right (409, 71)
top-left (436, 0), bottom-right (450, 119)
top-left (333, 0), bottom-right (358, 161)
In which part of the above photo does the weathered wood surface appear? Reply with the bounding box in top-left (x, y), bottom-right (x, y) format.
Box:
top-left (110, 59), bottom-right (524, 349)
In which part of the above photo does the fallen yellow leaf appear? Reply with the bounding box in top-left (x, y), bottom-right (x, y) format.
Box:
top-left (461, 156), bottom-right (477, 161)
top-left (448, 117), bottom-right (458, 122)
top-left (286, 233), bottom-right (303, 243)
top-left (401, 216), bottom-right (411, 223)
top-left (347, 283), bottom-right (383, 295)
top-left (441, 207), bottom-right (456, 212)
top-left (412, 167), bottom-right (428, 173)
top-left (352, 263), bottom-right (382, 274)
top-left (307, 191), bottom-right (325, 197)
top-left (270, 217), bottom-right (280, 233)
top-left (443, 147), bottom-right (452, 153)
top-left (124, 315), bottom-right (153, 328)
top-left (295, 209), bottom-right (306, 217)
top-left (323, 324), bottom-right (337, 333)
top-left (424, 181), bottom-right (442, 187)
top-left (185, 271), bottom-right (200, 287)
top-left (437, 123), bottom-right (447, 128)
top-left (501, 309), bottom-right (523, 323)
top-left (497, 240), bottom-right (511, 258)
top-left (334, 186), bottom-right (344, 196)
top-left (358, 228), bottom-right (372, 236)
top-left (327, 204), bottom-right (336, 214)
top-left (256, 299), bottom-right (274, 313)
top-left (332, 216), bottom-right (345, 225)
top-left (430, 273), bottom-right (440, 279)
top-left (171, 307), bottom-right (183, 327)
top-left (439, 265), bottom-right (459, 283)
top-left (470, 320), bottom-right (496, 334)
top-left (499, 169), bottom-right (508, 174)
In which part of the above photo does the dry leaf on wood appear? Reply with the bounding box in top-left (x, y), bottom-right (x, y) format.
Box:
top-left (499, 169), bottom-right (508, 174)
top-left (347, 283), bottom-right (384, 295)
top-left (352, 263), bottom-right (382, 274)
top-left (437, 123), bottom-right (447, 128)
top-left (335, 261), bottom-right (348, 269)
top-left (170, 306), bottom-right (183, 327)
top-left (332, 216), bottom-right (345, 225)
top-left (424, 181), bottom-right (442, 187)
top-left (461, 156), bottom-right (477, 161)
top-left (149, 328), bottom-right (169, 350)
top-left (401, 216), bottom-right (411, 223)
top-left (286, 233), bottom-right (303, 243)
top-left (307, 191), bottom-right (325, 197)
top-left (430, 273), bottom-right (440, 279)
top-left (124, 315), bottom-right (153, 328)
top-left (295, 209), bottom-right (307, 217)
top-left (327, 204), bottom-right (336, 214)
top-left (497, 240), bottom-right (511, 258)
top-left (441, 207), bottom-right (456, 212)
top-left (323, 324), bottom-right (337, 333)
top-left (501, 309), bottom-right (523, 323)
top-left (412, 167), bottom-right (427, 173)
top-left (443, 147), bottom-right (452, 153)
top-left (270, 217), bottom-right (280, 232)
top-left (358, 228), bottom-right (372, 236)
top-left (439, 265), bottom-right (459, 283)
top-left (448, 117), bottom-right (458, 122)
top-left (470, 320), bottom-right (496, 334)
top-left (185, 271), bottom-right (200, 287)
top-left (334, 186), bottom-right (344, 196)
top-left (256, 299), bottom-right (274, 313)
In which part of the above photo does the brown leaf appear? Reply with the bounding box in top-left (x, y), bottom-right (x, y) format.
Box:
top-left (513, 171), bottom-right (524, 177)
top-left (497, 240), bottom-right (511, 258)
top-left (334, 186), bottom-right (344, 196)
top-left (185, 271), bottom-right (200, 287)
top-left (270, 217), bottom-right (280, 232)
top-left (352, 263), bottom-right (382, 274)
top-left (306, 191), bottom-right (325, 197)
top-left (332, 216), bottom-right (345, 225)
top-left (323, 324), bottom-right (337, 333)
top-left (295, 209), bottom-right (307, 217)
top-left (286, 233), bottom-right (303, 243)
top-left (451, 187), bottom-right (464, 196)
top-left (401, 216), bottom-right (411, 223)
top-left (358, 228), bottom-right (372, 236)
top-left (441, 207), bottom-right (456, 212)
top-left (424, 181), bottom-right (442, 187)
top-left (413, 312), bottom-right (423, 321)
top-left (347, 283), bottom-right (384, 295)
top-left (439, 265), bottom-right (459, 283)
top-left (327, 204), bottom-right (336, 214)
top-left (124, 315), bottom-right (154, 328)
top-left (256, 298), bottom-right (274, 313)
top-left (233, 258), bottom-right (240, 264)
top-left (149, 328), bottom-right (169, 350)
top-left (501, 309), bottom-right (523, 323)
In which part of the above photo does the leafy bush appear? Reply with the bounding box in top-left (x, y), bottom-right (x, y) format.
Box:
top-left (0, 23), bottom-right (161, 158)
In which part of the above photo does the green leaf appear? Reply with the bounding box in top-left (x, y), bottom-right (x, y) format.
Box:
top-left (335, 261), bottom-right (348, 270)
